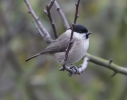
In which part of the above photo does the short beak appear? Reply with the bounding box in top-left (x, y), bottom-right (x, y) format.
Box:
top-left (87, 32), bottom-right (92, 35)
top-left (86, 32), bottom-right (92, 39)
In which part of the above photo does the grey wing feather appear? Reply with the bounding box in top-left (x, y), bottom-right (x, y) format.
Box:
top-left (44, 33), bottom-right (70, 53)
top-left (25, 33), bottom-right (71, 62)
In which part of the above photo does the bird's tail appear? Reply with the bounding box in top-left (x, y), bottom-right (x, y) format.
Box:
top-left (25, 50), bottom-right (47, 62)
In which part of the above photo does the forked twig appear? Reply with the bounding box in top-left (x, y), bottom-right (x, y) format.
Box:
top-left (48, 0), bottom-right (55, 9)
top-left (45, 0), bottom-right (58, 39)
top-left (24, 0), bottom-right (53, 43)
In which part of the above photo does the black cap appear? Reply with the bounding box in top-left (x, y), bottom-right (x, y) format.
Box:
top-left (71, 24), bottom-right (88, 33)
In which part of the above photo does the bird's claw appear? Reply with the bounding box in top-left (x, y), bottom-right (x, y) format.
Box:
top-left (59, 60), bottom-right (66, 71)
top-left (59, 67), bottom-right (65, 71)
top-left (68, 64), bottom-right (80, 76)
top-left (59, 64), bottom-right (81, 76)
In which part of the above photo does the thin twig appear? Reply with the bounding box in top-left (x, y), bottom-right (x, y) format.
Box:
top-left (54, 0), bottom-right (70, 29)
top-left (74, 0), bottom-right (80, 23)
top-left (24, 0), bottom-right (53, 43)
top-left (32, 20), bottom-right (44, 38)
top-left (63, 0), bottom-right (80, 69)
top-left (45, 0), bottom-right (58, 39)
top-left (48, 0), bottom-right (55, 9)
top-left (64, 24), bottom-right (74, 62)
top-left (109, 58), bottom-right (113, 65)
top-left (111, 71), bottom-right (117, 77)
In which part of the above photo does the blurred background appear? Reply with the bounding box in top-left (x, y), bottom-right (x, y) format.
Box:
top-left (0, 0), bottom-right (127, 100)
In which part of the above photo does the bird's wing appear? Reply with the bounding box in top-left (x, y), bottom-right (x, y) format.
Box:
top-left (44, 33), bottom-right (71, 53)
top-left (25, 33), bottom-right (73, 62)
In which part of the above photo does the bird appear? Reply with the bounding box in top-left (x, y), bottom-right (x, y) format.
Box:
top-left (25, 24), bottom-right (91, 74)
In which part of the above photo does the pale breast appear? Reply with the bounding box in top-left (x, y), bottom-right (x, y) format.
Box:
top-left (51, 31), bottom-right (89, 64)
top-left (66, 39), bottom-right (89, 64)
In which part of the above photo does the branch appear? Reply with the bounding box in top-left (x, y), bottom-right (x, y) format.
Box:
top-left (78, 57), bottom-right (89, 74)
top-left (85, 53), bottom-right (127, 76)
top-left (24, 0), bottom-right (53, 43)
top-left (66, 56), bottom-right (89, 76)
top-left (62, 0), bottom-right (80, 71)
top-left (74, 0), bottom-right (80, 23)
top-left (54, 1), bottom-right (70, 29)
top-left (32, 20), bottom-right (44, 38)
top-left (24, 0), bottom-right (127, 76)
top-left (45, 0), bottom-right (58, 39)
top-left (63, 24), bottom-right (74, 62)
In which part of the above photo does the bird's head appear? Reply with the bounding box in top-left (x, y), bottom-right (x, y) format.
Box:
top-left (69, 24), bottom-right (92, 39)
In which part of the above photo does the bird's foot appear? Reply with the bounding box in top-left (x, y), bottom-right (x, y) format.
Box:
top-left (59, 63), bottom-right (81, 76)
top-left (59, 60), bottom-right (67, 71)
top-left (68, 64), bottom-right (80, 76)
top-left (59, 66), bottom-right (65, 71)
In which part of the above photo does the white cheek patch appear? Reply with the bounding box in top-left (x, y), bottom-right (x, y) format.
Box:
top-left (73, 32), bottom-right (84, 39)
top-left (65, 30), bottom-right (87, 40)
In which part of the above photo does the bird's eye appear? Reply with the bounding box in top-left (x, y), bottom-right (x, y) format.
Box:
top-left (83, 29), bottom-right (88, 33)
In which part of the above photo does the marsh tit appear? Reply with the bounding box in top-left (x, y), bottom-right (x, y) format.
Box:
top-left (25, 24), bottom-right (91, 72)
